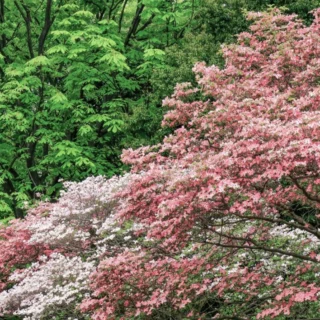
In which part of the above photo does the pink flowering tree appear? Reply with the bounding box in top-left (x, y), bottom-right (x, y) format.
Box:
top-left (81, 9), bottom-right (320, 320)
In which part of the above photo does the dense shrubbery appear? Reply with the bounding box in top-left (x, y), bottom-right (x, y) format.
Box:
top-left (3, 8), bottom-right (320, 319)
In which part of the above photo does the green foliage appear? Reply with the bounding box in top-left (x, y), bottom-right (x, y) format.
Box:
top-left (247, 0), bottom-right (320, 24)
top-left (0, 0), bottom-right (200, 218)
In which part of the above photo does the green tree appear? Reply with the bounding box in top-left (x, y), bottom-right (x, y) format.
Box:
top-left (0, 0), bottom-right (199, 218)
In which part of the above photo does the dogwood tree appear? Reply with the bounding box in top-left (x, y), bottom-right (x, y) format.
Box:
top-left (81, 9), bottom-right (320, 319)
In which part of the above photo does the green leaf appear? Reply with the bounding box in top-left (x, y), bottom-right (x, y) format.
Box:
top-left (73, 10), bottom-right (94, 19)
top-left (90, 36), bottom-right (117, 49)
top-left (78, 125), bottom-right (93, 136)
top-left (98, 50), bottom-right (129, 70)
top-left (67, 47), bottom-right (87, 59)
top-left (26, 56), bottom-right (52, 67)
top-left (47, 45), bottom-right (68, 55)
top-left (51, 30), bottom-right (71, 39)
top-left (144, 49), bottom-right (166, 59)
top-left (59, 4), bottom-right (79, 11)
top-left (50, 91), bottom-right (68, 103)
top-left (104, 119), bottom-right (124, 133)
top-left (75, 156), bottom-right (95, 167)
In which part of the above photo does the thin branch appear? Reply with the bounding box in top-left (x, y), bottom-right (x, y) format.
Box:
top-left (204, 234), bottom-right (319, 263)
top-left (290, 174), bottom-right (320, 203)
top-left (136, 13), bottom-right (155, 34)
top-left (14, 0), bottom-right (34, 58)
top-left (233, 212), bottom-right (320, 239)
top-left (118, 0), bottom-right (128, 33)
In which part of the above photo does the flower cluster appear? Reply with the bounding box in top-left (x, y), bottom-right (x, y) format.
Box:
top-left (0, 174), bottom-right (135, 319)
top-left (0, 253), bottom-right (94, 319)
top-left (103, 9), bottom-right (320, 319)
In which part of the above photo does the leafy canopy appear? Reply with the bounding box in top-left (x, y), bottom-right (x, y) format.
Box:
top-left (0, 0), bottom-right (199, 218)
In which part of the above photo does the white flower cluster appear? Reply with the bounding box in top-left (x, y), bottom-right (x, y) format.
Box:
top-left (28, 174), bottom-right (133, 248)
top-left (0, 253), bottom-right (94, 320)
top-left (269, 223), bottom-right (320, 254)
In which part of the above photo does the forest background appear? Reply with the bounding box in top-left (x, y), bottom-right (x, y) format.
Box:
top-left (0, 0), bottom-right (319, 218)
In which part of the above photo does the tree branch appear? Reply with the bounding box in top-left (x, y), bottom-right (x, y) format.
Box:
top-left (136, 13), bottom-right (155, 34)
top-left (118, 0), bottom-right (128, 33)
top-left (124, 2), bottom-right (144, 47)
top-left (205, 230), bottom-right (319, 263)
top-left (0, 0), bottom-right (6, 50)
top-left (290, 175), bottom-right (320, 203)
top-left (14, 0), bottom-right (34, 58)
top-left (38, 0), bottom-right (54, 55)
